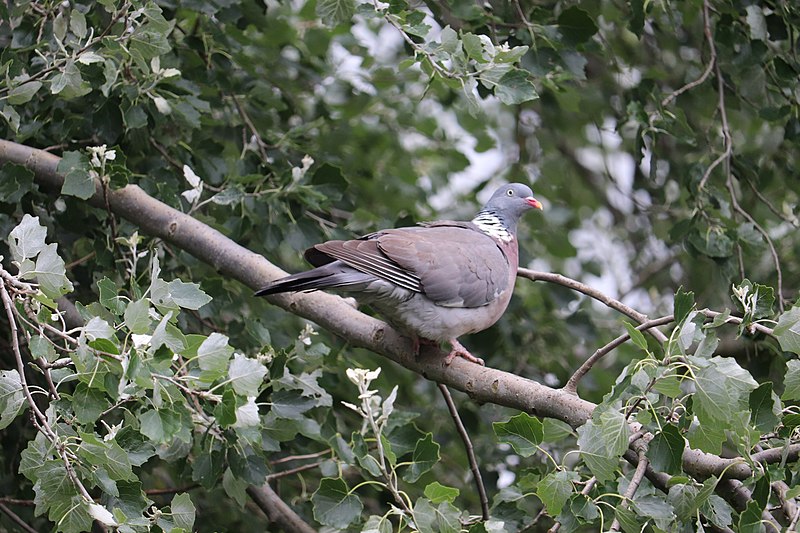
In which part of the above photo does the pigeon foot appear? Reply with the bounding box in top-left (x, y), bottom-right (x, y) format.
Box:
top-left (444, 338), bottom-right (485, 366)
top-left (412, 336), bottom-right (439, 358)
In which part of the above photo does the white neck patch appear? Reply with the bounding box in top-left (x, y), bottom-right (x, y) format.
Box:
top-left (472, 211), bottom-right (513, 242)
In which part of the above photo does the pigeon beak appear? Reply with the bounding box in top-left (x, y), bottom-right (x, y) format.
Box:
top-left (526, 197), bottom-right (543, 210)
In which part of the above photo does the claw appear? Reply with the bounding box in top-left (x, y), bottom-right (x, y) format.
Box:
top-left (444, 338), bottom-right (485, 366)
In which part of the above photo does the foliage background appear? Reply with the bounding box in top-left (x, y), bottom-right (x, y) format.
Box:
top-left (1, 0), bottom-right (800, 531)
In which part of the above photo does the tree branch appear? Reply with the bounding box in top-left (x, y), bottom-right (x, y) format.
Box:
top-left (609, 447), bottom-right (649, 532)
top-left (563, 315), bottom-right (674, 394)
top-left (517, 269), bottom-right (668, 343)
top-left (246, 483), bottom-right (316, 533)
top-left (438, 384), bottom-right (489, 520)
top-left (0, 502), bottom-right (38, 533)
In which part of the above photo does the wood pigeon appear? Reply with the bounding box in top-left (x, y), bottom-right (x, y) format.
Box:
top-left (256, 183), bottom-right (543, 365)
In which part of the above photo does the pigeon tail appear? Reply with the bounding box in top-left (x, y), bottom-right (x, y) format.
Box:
top-left (255, 265), bottom-right (372, 296)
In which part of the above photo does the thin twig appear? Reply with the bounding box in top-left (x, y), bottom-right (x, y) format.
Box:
top-left (661, 0), bottom-right (716, 107)
top-left (65, 251), bottom-right (97, 270)
top-left (0, 498), bottom-right (35, 506)
top-left (230, 93), bottom-right (271, 160)
top-left (610, 448), bottom-right (649, 532)
top-left (563, 316), bottom-right (674, 394)
top-left (517, 269), bottom-right (668, 343)
top-left (437, 384), bottom-right (489, 521)
top-left (699, 309), bottom-right (775, 337)
top-left (145, 484), bottom-right (200, 496)
top-left (271, 449), bottom-right (331, 465)
top-left (692, 0), bottom-right (727, 191)
top-left (726, 174), bottom-right (785, 312)
top-left (0, 276), bottom-right (92, 502)
top-left (745, 178), bottom-right (800, 227)
top-left (266, 462), bottom-right (322, 481)
top-left (0, 502), bottom-right (38, 533)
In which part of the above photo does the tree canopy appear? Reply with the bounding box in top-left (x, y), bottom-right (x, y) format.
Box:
top-left (1, 0), bottom-right (800, 531)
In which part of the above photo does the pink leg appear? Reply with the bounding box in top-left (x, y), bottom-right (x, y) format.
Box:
top-left (412, 336), bottom-right (439, 358)
top-left (444, 338), bottom-right (485, 366)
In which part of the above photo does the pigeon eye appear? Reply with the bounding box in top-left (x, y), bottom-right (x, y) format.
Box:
top-left (506, 189), bottom-right (514, 196)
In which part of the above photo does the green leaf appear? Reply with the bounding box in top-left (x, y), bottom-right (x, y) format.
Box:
top-left (77, 433), bottom-right (134, 481)
top-left (631, 495), bottom-right (676, 529)
top-left (192, 450), bottom-right (224, 489)
top-left (277, 368), bottom-right (333, 408)
top-left (0, 369), bottom-right (25, 429)
top-left (623, 321), bottom-right (648, 350)
top-left (316, 0), bottom-right (355, 26)
top-left (29, 334), bottom-right (57, 363)
top-left (150, 311), bottom-right (186, 354)
top-left (688, 226), bottom-right (733, 258)
top-left (167, 279), bottom-right (211, 309)
top-left (542, 418), bottom-right (574, 442)
top-left (576, 409), bottom-right (628, 482)
top-left (646, 424), bottom-right (684, 475)
top-left (214, 389), bottom-right (237, 428)
top-left (557, 6), bottom-right (598, 44)
top-left (701, 494), bottom-right (734, 529)
top-left (196, 332), bottom-right (234, 373)
top-left (537, 470), bottom-right (577, 516)
top-left (462, 32), bottom-right (487, 62)
top-left (50, 60), bottom-right (87, 97)
top-left (8, 213), bottom-right (47, 262)
top-left (73, 384), bottom-right (110, 423)
top-left (667, 483), bottom-right (699, 520)
top-left (311, 477), bottom-right (362, 529)
top-left (7, 80), bottom-right (42, 105)
top-left (0, 163), bottom-right (35, 203)
top-left (34, 243), bottom-right (74, 298)
top-left (653, 373), bottom-right (682, 398)
top-left (403, 432), bottom-right (440, 483)
top-left (674, 287), bottom-right (695, 325)
top-left (138, 407), bottom-right (189, 444)
top-left (124, 298), bottom-right (151, 334)
top-left (98, 277), bottom-right (126, 315)
top-left (745, 5), bottom-right (767, 41)
top-left (738, 500), bottom-right (763, 533)
top-left (494, 69), bottom-right (538, 105)
top-left (691, 356), bottom-right (758, 426)
top-left (69, 9), bottom-right (87, 38)
top-left (492, 412), bottom-right (543, 457)
top-left (58, 151), bottom-right (94, 200)
top-left (686, 416), bottom-right (726, 454)
top-left (733, 279), bottom-right (775, 320)
top-left (270, 390), bottom-right (316, 420)
top-left (362, 515), bottom-right (393, 533)
top-left (782, 359), bottom-right (800, 400)
top-left (614, 505), bottom-right (641, 532)
top-left (774, 306), bottom-right (800, 355)
top-left (170, 493), bottom-right (196, 530)
top-left (228, 354), bottom-right (267, 396)
top-left (749, 382), bottom-right (781, 432)
top-left (424, 482), bottom-right (459, 504)
top-left (222, 468), bottom-right (248, 508)
top-left (412, 498), bottom-right (460, 533)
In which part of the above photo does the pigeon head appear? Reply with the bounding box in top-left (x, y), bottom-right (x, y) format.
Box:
top-left (473, 183), bottom-right (542, 238)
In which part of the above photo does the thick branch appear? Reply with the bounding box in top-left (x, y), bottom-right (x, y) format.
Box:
top-left (246, 484), bottom-right (316, 533)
